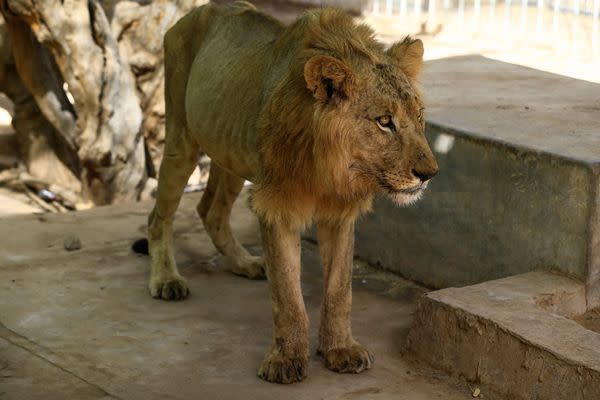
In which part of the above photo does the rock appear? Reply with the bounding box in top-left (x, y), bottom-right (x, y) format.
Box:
top-left (131, 238), bottom-right (149, 255)
top-left (63, 234), bottom-right (82, 251)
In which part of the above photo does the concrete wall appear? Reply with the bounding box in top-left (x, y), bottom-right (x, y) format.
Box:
top-left (353, 56), bottom-right (600, 300)
top-left (587, 171), bottom-right (600, 308)
top-left (355, 124), bottom-right (598, 289)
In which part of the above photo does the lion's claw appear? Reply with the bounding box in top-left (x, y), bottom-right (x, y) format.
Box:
top-left (318, 344), bottom-right (373, 374)
top-left (149, 278), bottom-right (190, 301)
top-left (258, 353), bottom-right (307, 384)
top-left (231, 256), bottom-right (266, 280)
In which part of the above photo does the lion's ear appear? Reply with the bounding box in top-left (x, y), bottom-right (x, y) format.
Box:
top-left (387, 37), bottom-right (424, 80)
top-left (304, 55), bottom-right (353, 104)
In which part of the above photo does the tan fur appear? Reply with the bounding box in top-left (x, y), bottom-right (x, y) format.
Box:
top-left (147, 2), bottom-right (438, 384)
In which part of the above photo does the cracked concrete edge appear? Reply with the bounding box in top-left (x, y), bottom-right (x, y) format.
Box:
top-left (0, 322), bottom-right (171, 400)
top-left (406, 272), bottom-right (600, 400)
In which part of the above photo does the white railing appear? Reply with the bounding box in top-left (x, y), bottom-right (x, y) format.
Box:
top-left (365, 0), bottom-right (600, 61)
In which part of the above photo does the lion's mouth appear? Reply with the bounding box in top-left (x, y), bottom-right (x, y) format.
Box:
top-left (377, 177), bottom-right (428, 206)
top-left (374, 173), bottom-right (429, 201)
top-left (396, 185), bottom-right (423, 195)
top-left (378, 178), bottom-right (424, 195)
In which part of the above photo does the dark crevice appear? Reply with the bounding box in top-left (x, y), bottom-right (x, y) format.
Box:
top-left (116, 19), bottom-right (137, 42)
top-left (87, 0), bottom-right (109, 163)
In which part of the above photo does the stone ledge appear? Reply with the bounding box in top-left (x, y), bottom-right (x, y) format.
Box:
top-left (406, 271), bottom-right (600, 400)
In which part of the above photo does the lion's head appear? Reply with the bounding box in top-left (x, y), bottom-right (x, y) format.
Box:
top-left (302, 14), bottom-right (438, 206)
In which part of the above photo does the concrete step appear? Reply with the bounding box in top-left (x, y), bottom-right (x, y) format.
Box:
top-left (355, 55), bottom-right (600, 306)
top-left (406, 271), bottom-right (600, 400)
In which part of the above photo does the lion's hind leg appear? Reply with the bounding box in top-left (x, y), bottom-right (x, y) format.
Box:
top-left (197, 163), bottom-right (265, 279)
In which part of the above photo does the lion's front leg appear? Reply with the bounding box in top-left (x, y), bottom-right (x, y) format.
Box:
top-left (316, 218), bottom-right (373, 374)
top-left (148, 207), bottom-right (190, 300)
top-left (258, 218), bottom-right (309, 384)
top-left (146, 131), bottom-right (199, 301)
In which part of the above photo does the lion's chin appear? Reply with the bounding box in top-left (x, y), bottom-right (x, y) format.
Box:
top-left (388, 189), bottom-right (424, 206)
top-left (386, 182), bottom-right (428, 206)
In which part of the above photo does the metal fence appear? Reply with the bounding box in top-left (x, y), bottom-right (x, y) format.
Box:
top-left (366, 0), bottom-right (600, 59)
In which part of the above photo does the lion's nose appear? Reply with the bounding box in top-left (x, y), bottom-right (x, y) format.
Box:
top-left (412, 167), bottom-right (438, 182)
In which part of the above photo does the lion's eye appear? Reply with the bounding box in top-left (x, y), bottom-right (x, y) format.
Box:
top-left (376, 115), bottom-right (395, 133)
top-left (378, 115), bottom-right (391, 125)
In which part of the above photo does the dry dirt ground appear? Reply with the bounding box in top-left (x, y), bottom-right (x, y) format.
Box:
top-left (0, 191), bottom-right (483, 400)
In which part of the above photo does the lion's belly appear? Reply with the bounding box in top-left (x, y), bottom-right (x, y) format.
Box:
top-left (184, 15), bottom-right (279, 182)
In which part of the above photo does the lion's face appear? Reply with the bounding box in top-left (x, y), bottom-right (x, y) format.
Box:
top-left (304, 37), bottom-right (438, 206)
top-left (344, 62), bottom-right (438, 205)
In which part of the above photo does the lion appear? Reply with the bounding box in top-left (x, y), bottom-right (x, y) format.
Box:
top-left (146, 1), bottom-right (438, 384)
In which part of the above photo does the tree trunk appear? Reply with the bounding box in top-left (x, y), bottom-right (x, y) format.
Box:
top-left (109, 0), bottom-right (206, 177)
top-left (0, 15), bottom-right (81, 195)
top-left (1, 0), bottom-right (146, 205)
top-left (0, 0), bottom-right (211, 206)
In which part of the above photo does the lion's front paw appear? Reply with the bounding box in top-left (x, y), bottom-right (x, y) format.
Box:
top-left (318, 344), bottom-right (374, 374)
top-left (258, 351), bottom-right (308, 384)
top-left (149, 276), bottom-right (190, 301)
top-left (231, 255), bottom-right (266, 280)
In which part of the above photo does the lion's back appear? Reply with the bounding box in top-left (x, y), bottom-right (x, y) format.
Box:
top-left (170, 2), bottom-right (284, 180)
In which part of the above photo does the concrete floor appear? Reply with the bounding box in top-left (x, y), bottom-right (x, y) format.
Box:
top-left (0, 191), bottom-right (473, 400)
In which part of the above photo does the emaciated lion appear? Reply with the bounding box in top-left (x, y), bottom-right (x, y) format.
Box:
top-left (146, 1), bottom-right (438, 384)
